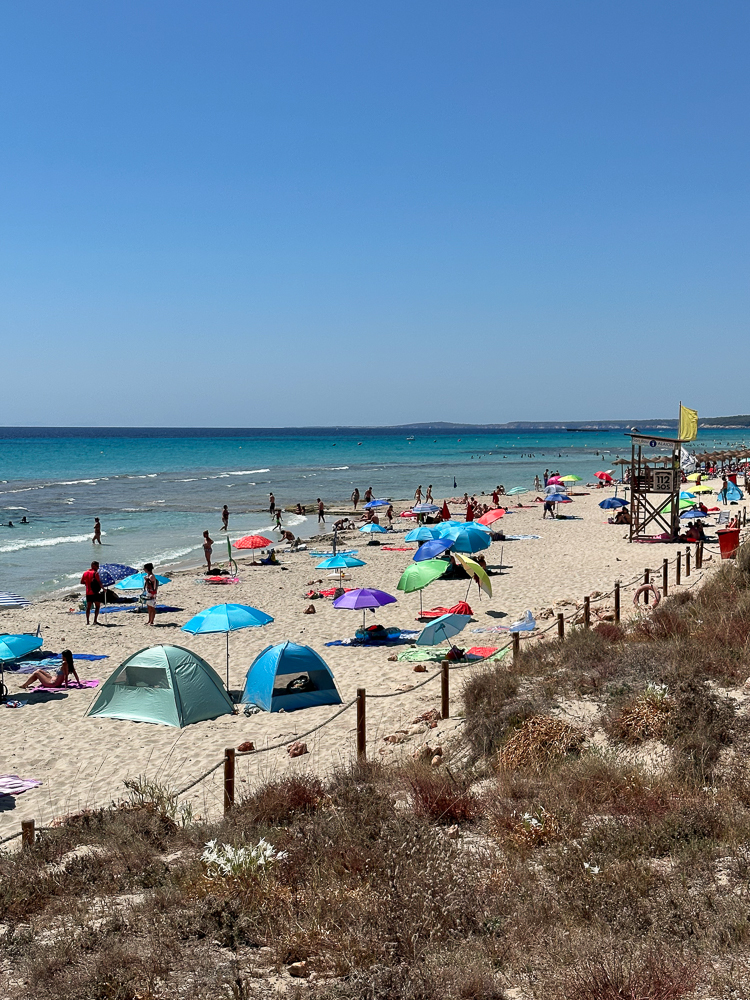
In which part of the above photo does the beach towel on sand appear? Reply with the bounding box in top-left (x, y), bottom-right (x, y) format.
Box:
top-left (0, 775), bottom-right (41, 795)
top-left (30, 679), bottom-right (100, 690)
top-left (396, 647), bottom-right (508, 663)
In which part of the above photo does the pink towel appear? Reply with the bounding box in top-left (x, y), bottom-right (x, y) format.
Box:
top-left (0, 775), bottom-right (41, 795)
top-left (32, 679), bottom-right (100, 690)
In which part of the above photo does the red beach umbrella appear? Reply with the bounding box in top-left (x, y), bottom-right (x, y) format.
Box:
top-left (595, 472), bottom-right (613, 483)
top-left (234, 535), bottom-right (272, 549)
top-left (465, 505), bottom-right (474, 521)
top-left (399, 510), bottom-right (418, 519)
top-left (477, 509), bottom-right (504, 526)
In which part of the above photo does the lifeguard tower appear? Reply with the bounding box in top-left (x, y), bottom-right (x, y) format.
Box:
top-left (626, 433), bottom-right (682, 543)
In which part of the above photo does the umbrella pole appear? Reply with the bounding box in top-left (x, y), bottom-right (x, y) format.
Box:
top-left (226, 632), bottom-right (230, 692)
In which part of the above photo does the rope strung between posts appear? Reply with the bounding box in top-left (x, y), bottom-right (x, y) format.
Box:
top-left (234, 697), bottom-right (358, 759)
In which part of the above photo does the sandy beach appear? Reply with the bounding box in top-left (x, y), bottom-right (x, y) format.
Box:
top-left (0, 484), bottom-right (727, 843)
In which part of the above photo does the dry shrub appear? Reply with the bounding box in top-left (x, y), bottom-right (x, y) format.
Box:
top-left (663, 677), bottom-right (737, 783)
top-left (557, 946), bottom-right (701, 1000)
top-left (462, 664), bottom-right (526, 756)
top-left (593, 621), bottom-right (625, 642)
top-left (235, 774), bottom-right (324, 826)
top-left (605, 686), bottom-right (673, 744)
top-left (408, 766), bottom-right (482, 824)
top-left (496, 716), bottom-right (585, 770)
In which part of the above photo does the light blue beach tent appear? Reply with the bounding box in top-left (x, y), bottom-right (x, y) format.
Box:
top-left (86, 644), bottom-right (234, 727)
top-left (241, 642), bottom-right (342, 713)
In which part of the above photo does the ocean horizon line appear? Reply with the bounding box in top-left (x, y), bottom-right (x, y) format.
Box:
top-left (2, 416), bottom-right (750, 437)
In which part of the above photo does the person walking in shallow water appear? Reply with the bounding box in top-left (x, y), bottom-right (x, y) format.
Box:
top-left (221, 505), bottom-right (229, 531)
top-left (269, 493), bottom-right (275, 515)
top-left (317, 498), bottom-right (325, 525)
top-left (92, 518), bottom-right (102, 544)
top-left (351, 488), bottom-right (360, 510)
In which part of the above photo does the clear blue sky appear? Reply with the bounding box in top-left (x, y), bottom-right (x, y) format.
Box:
top-left (1, 1), bottom-right (748, 426)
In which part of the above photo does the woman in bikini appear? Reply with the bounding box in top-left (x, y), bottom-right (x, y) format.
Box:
top-left (21, 649), bottom-right (81, 690)
top-left (203, 530), bottom-right (214, 573)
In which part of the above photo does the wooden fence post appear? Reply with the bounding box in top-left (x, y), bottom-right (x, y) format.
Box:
top-left (685, 547), bottom-right (691, 577)
top-left (614, 582), bottom-right (620, 623)
top-left (662, 558), bottom-right (669, 598)
top-left (557, 612), bottom-right (565, 639)
top-left (583, 596), bottom-right (591, 628)
top-left (223, 748), bottom-right (235, 815)
top-left (21, 819), bottom-right (35, 848)
top-left (512, 632), bottom-right (520, 664)
top-left (644, 569), bottom-right (650, 604)
top-left (441, 660), bottom-right (450, 720)
top-left (356, 688), bottom-right (366, 761)
top-left (676, 551), bottom-right (681, 586)
top-left (696, 543), bottom-right (703, 570)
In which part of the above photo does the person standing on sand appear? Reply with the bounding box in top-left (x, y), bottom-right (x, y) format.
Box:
top-left (426, 485), bottom-right (433, 503)
top-left (81, 561), bottom-right (102, 625)
top-left (269, 493), bottom-right (275, 514)
top-left (386, 504), bottom-right (393, 527)
top-left (203, 530), bottom-right (214, 573)
top-left (364, 487), bottom-right (373, 503)
top-left (414, 485), bottom-right (423, 504)
top-left (221, 505), bottom-right (229, 531)
top-left (351, 488), bottom-right (360, 510)
top-left (317, 498), bottom-right (325, 525)
top-left (92, 518), bottom-right (102, 544)
top-left (143, 563), bottom-right (158, 626)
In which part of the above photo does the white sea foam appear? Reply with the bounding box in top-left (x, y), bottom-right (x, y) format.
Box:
top-left (3, 506), bottom-right (29, 510)
top-left (0, 533), bottom-right (95, 554)
top-left (0, 486), bottom-right (45, 494)
top-left (327, 466), bottom-right (350, 470)
top-left (55, 479), bottom-right (99, 486)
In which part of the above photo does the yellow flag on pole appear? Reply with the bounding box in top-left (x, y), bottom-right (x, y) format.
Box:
top-left (679, 404), bottom-right (698, 441)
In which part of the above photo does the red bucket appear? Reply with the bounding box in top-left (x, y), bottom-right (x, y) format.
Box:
top-left (717, 527), bottom-right (740, 559)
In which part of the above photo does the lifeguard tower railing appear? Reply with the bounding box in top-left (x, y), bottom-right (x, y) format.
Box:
top-left (627, 433), bottom-right (682, 543)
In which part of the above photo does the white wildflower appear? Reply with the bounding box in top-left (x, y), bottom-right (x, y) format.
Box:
top-left (202, 838), bottom-right (288, 880)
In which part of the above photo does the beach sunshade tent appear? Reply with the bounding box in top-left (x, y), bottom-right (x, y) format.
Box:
top-left (599, 497), bottom-right (628, 510)
top-left (405, 526), bottom-right (441, 542)
top-left (86, 644), bottom-right (233, 728)
top-left (415, 613), bottom-right (471, 647)
top-left (115, 572), bottom-right (171, 590)
top-left (413, 538), bottom-right (453, 562)
top-left (241, 642), bottom-right (342, 713)
top-left (453, 553), bottom-right (492, 597)
top-left (97, 564), bottom-right (137, 588)
top-left (332, 587), bottom-right (396, 629)
top-left (182, 603), bottom-right (274, 688)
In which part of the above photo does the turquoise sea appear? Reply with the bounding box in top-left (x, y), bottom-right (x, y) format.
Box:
top-left (1, 427), bottom-right (747, 597)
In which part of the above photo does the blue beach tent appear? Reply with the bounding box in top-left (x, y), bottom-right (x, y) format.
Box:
top-left (241, 642), bottom-right (342, 713)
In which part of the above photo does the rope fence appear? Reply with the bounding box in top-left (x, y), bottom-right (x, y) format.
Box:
top-left (6, 516), bottom-right (748, 849)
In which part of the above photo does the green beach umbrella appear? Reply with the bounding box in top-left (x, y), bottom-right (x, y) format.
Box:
top-left (507, 487), bottom-right (528, 496)
top-left (397, 558), bottom-right (449, 614)
top-left (560, 475), bottom-right (581, 482)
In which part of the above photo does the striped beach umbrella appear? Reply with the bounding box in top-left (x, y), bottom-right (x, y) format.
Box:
top-left (0, 592), bottom-right (31, 609)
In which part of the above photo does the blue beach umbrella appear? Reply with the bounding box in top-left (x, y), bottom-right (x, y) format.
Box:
top-left (507, 487), bottom-right (529, 496)
top-left (115, 571), bottom-right (171, 590)
top-left (680, 492), bottom-right (696, 500)
top-left (415, 613), bottom-right (471, 647)
top-left (316, 555), bottom-right (366, 569)
top-left (545, 493), bottom-right (572, 504)
top-left (364, 499), bottom-right (390, 509)
top-left (97, 564), bottom-right (137, 588)
top-left (413, 538), bottom-right (453, 562)
top-left (359, 523), bottom-right (387, 535)
top-left (0, 633), bottom-right (43, 661)
top-left (449, 526), bottom-right (491, 554)
top-left (599, 497), bottom-right (628, 510)
top-left (182, 603), bottom-right (274, 688)
top-left (405, 526), bottom-right (441, 542)
top-left (680, 509), bottom-right (709, 519)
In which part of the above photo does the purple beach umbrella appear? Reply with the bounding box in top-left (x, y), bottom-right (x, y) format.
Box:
top-left (333, 587), bottom-right (397, 628)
